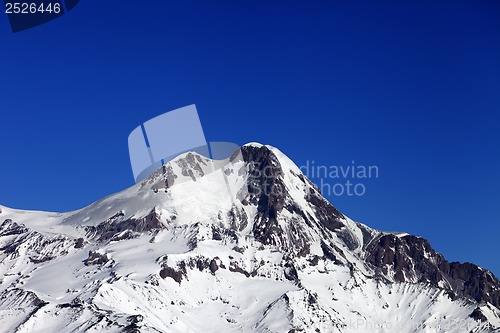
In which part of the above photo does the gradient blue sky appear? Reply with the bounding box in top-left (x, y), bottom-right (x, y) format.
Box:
top-left (0, 1), bottom-right (499, 276)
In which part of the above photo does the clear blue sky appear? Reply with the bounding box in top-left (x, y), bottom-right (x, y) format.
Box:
top-left (1, 1), bottom-right (499, 276)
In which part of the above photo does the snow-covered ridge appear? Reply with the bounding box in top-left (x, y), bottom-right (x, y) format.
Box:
top-left (0, 144), bottom-right (499, 332)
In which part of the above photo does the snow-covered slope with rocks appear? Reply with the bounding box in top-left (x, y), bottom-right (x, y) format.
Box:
top-left (1, 143), bottom-right (499, 333)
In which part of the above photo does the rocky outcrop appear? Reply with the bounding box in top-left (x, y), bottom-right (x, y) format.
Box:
top-left (365, 233), bottom-right (500, 309)
top-left (240, 145), bottom-right (288, 245)
top-left (84, 251), bottom-right (109, 266)
top-left (84, 210), bottom-right (165, 242)
top-left (239, 145), bottom-right (345, 253)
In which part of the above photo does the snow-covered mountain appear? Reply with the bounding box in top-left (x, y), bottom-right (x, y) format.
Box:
top-left (1, 143), bottom-right (499, 333)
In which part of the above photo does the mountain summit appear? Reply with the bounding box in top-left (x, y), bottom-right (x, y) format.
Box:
top-left (1, 143), bottom-right (499, 332)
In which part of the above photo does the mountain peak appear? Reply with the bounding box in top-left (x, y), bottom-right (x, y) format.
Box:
top-left (1, 143), bottom-right (500, 332)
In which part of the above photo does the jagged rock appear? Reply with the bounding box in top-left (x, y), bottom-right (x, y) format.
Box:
top-left (209, 258), bottom-right (219, 274)
top-left (0, 219), bottom-right (28, 236)
top-left (85, 210), bottom-right (164, 242)
top-left (74, 237), bottom-right (85, 248)
top-left (84, 251), bottom-right (109, 266)
top-left (365, 234), bottom-right (500, 308)
top-left (159, 266), bottom-right (184, 283)
top-left (470, 307), bottom-right (488, 322)
top-left (284, 261), bottom-right (298, 281)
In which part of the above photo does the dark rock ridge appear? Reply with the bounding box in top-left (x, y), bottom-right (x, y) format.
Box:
top-left (0, 219), bottom-right (71, 264)
top-left (84, 210), bottom-right (164, 242)
top-left (147, 152), bottom-right (208, 191)
top-left (239, 145), bottom-right (345, 251)
top-left (365, 233), bottom-right (500, 309)
top-left (240, 145), bottom-right (288, 245)
top-left (84, 251), bottom-right (109, 266)
top-left (158, 255), bottom-right (226, 283)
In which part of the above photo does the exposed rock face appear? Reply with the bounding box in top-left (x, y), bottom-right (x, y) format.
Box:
top-left (241, 145), bottom-right (346, 255)
top-left (84, 210), bottom-right (164, 242)
top-left (0, 219), bottom-right (28, 236)
top-left (445, 262), bottom-right (500, 308)
top-left (365, 233), bottom-right (500, 309)
top-left (241, 145), bottom-right (288, 245)
top-left (159, 266), bottom-right (184, 283)
top-left (365, 234), bottom-right (443, 282)
top-left (0, 219), bottom-right (71, 264)
top-left (147, 152), bottom-right (208, 191)
top-left (303, 181), bottom-right (345, 232)
top-left (84, 251), bottom-right (109, 266)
